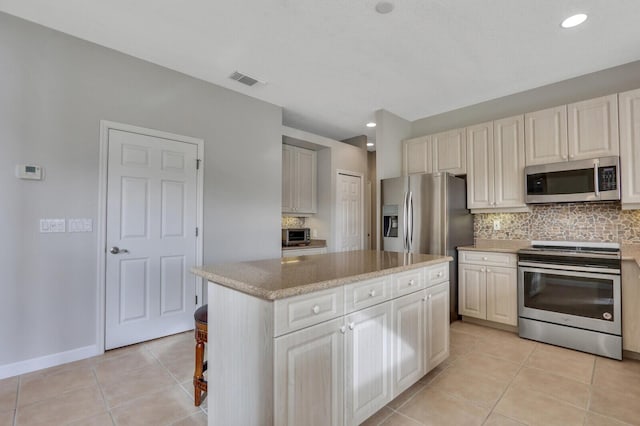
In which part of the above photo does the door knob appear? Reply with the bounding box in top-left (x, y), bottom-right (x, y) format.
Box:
top-left (110, 246), bottom-right (129, 254)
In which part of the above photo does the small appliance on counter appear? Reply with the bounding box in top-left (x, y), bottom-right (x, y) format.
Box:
top-left (282, 228), bottom-right (311, 246)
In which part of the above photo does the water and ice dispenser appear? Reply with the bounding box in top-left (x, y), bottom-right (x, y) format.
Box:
top-left (382, 205), bottom-right (398, 238)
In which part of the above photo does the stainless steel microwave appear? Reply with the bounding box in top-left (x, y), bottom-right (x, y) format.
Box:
top-left (282, 228), bottom-right (311, 246)
top-left (525, 156), bottom-right (620, 204)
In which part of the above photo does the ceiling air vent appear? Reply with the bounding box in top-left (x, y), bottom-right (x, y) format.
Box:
top-left (229, 71), bottom-right (260, 87)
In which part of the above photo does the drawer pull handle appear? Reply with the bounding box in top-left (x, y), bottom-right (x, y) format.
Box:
top-left (408, 280), bottom-right (415, 286)
top-left (348, 322), bottom-right (355, 330)
top-left (340, 325), bottom-right (346, 334)
top-left (369, 289), bottom-right (376, 297)
top-left (312, 305), bottom-right (320, 314)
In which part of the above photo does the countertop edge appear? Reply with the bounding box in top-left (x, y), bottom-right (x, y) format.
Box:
top-left (192, 256), bottom-right (453, 300)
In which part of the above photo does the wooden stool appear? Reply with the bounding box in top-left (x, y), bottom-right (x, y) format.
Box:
top-left (193, 304), bottom-right (208, 406)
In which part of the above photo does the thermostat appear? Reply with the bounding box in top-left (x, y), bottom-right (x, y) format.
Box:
top-left (16, 164), bottom-right (43, 180)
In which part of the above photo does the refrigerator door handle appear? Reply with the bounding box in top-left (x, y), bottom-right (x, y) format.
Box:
top-left (408, 191), bottom-right (414, 251)
top-left (403, 191), bottom-right (409, 251)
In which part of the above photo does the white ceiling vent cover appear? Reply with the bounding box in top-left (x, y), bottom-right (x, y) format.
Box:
top-left (229, 71), bottom-right (262, 87)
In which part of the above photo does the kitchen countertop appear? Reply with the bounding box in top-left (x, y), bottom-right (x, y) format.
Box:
top-left (457, 239), bottom-right (530, 254)
top-left (281, 239), bottom-right (326, 250)
top-left (192, 250), bottom-right (452, 300)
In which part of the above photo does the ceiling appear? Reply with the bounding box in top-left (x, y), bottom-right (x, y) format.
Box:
top-left (2, 0), bottom-right (640, 146)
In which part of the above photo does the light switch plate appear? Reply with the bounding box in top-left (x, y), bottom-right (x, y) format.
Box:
top-left (40, 218), bottom-right (66, 233)
top-left (68, 218), bottom-right (93, 232)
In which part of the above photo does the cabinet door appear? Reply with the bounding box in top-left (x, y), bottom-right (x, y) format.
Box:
top-left (458, 264), bottom-right (486, 320)
top-left (274, 317), bottom-right (344, 426)
top-left (494, 115), bottom-right (526, 208)
top-left (403, 136), bottom-right (432, 175)
top-left (391, 291), bottom-right (425, 396)
top-left (568, 94), bottom-right (619, 160)
top-left (525, 106), bottom-right (568, 165)
top-left (295, 148), bottom-right (317, 213)
top-left (282, 145), bottom-right (294, 212)
top-left (486, 266), bottom-right (517, 326)
top-left (619, 88), bottom-right (640, 208)
top-left (432, 128), bottom-right (467, 175)
top-left (345, 303), bottom-right (392, 426)
top-left (622, 261), bottom-right (640, 353)
top-left (466, 122), bottom-right (494, 209)
top-left (425, 282), bottom-right (449, 372)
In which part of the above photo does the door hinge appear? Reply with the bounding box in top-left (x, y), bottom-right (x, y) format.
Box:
top-left (196, 159), bottom-right (201, 170)
top-left (195, 295), bottom-right (198, 305)
top-left (195, 227), bottom-right (199, 237)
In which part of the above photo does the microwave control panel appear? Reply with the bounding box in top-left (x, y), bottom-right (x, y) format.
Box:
top-left (598, 166), bottom-right (617, 191)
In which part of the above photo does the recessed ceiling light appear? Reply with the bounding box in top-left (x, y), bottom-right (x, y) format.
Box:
top-left (366, 122), bottom-right (377, 128)
top-left (561, 13), bottom-right (588, 29)
top-left (367, 142), bottom-right (375, 147)
top-left (375, 2), bottom-right (394, 14)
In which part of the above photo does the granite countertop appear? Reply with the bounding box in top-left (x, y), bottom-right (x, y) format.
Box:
top-left (457, 239), bottom-right (530, 254)
top-left (282, 239), bottom-right (327, 251)
top-left (192, 250), bottom-right (452, 300)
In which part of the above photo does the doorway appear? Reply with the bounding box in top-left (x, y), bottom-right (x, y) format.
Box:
top-left (98, 121), bottom-right (203, 350)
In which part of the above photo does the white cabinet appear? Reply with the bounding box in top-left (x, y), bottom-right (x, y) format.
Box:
top-left (619, 88), bottom-right (640, 209)
top-left (402, 129), bottom-right (466, 176)
top-left (567, 94), bottom-right (619, 160)
top-left (391, 290), bottom-right (425, 396)
top-left (525, 96), bottom-right (619, 166)
top-left (425, 282), bottom-right (449, 371)
top-left (345, 303), bottom-right (392, 426)
top-left (458, 250), bottom-right (517, 326)
top-left (282, 246), bottom-right (328, 258)
top-left (432, 128), bottom-right (467, 175)
top-left (525, 105), bottom-right (568, 166)
top-left (467, 116), bottom-right (526, 211)
top-left (275, 317), bottom-right (345, 426)
top-left (282, 144), bottom-right (317, 214)
top-left (403, 136), bottom-right (432, 175)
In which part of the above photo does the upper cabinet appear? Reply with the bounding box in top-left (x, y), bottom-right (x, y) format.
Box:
top-left (525, 95), bottom-right (619, 166)
top-left (619, 88), bottom-right (640, 209)
top-left (467, 116), bottom-right (526, 212)
top-left (402, 128), bottom-right (466, 176)
top-left (282, 144), bottom-right (317, 214)
top-left (403, 136), bottom-right (432, 175)
top-left (567, 94), bottom-right (619, 160)
top-left (432, 128), bottom-right (467, 175)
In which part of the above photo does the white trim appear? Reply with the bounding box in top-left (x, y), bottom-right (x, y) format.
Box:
top-left (335, 169), bottom-right (366, 251)
top-left (0, 345), bottom-right (100, 380)
top-left (97, 121), bottom-right (205, 354)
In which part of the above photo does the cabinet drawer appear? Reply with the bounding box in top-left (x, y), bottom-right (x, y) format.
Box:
top-left (426, 263), bottom-right (449, 287)
top-left (459, 251), bottom-right (516, 267)
top-left (393, 269), bottom-right (425, 297)
top-left (345, 276), bottom-right (392, 313)
top-left (274, 286), bottom-right (344, 337)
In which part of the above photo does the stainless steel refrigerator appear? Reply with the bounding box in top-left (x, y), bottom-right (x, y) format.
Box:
top-left (381, 173), bottom-right (473, 322)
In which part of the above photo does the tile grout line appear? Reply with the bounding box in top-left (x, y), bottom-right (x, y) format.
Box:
top-left (90, 367), bottom-right (114, 425)
top-left (12, 375), bottom-right (20, 426)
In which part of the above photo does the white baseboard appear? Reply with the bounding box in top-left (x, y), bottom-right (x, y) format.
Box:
top-left (0, 345), bottom-right (101, 380)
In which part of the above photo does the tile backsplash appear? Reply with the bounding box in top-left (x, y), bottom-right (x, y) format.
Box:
top-left (282, 216), bottom-right (306, 229)
top-left (474, 202), bottom-right (640, 243)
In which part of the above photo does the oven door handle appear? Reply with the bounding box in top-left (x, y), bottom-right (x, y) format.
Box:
top-left (518, 262), bottom-right (620, 276)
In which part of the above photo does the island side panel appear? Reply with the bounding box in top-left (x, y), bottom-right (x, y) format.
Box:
top-left (209, 282), bottom-right (274, 426)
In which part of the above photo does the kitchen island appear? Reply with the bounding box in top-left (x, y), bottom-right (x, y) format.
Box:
top-left (192, 250), bottom-right (453, 426)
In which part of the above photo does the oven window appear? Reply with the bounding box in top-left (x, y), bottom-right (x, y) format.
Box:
top-left (522, 271), bottom-right (614, 321)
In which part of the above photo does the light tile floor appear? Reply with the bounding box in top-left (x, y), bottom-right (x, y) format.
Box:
top-left (2, 321), bottom-right (640, 425)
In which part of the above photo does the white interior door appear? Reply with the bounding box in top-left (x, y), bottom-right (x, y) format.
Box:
top-left (105, 128), bottom-right (199, 349)
top-left (336, 173), bottom-right (363, 252)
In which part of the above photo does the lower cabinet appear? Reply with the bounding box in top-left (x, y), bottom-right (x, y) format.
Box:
top-left (458, 250), bottom-right (518, 327)
top-left (392, 291), bottom-right (425, 395)
top-left (426, 282), bottom-right (450, 370)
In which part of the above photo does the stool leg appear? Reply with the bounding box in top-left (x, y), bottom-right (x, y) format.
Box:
top-left (194, 338), bottom-right (205, 406)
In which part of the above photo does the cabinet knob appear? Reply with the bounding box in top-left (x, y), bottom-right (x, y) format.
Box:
top-left (569, 154), bottom-right (574, 159)
top-left (340, 325), bottom-right (346, 334)
top-left (481, 267), bottom-right (486, 272)
top-left (482, 257), bottom-right (488, 261)
top-left (348, 322), bottom-right (355, 330)
top-left (428, 294), bottom-right (432, 299)
top-left (562, 155), bottom-right (568, 160)
top-left (312, 305), bottom-right (320, 314)
top-left (487, 268), bottom-right (492, 273)
top-left (369, 289), bottom-right (376, 297)
top-left (422, 296), bottom-right (428, 302)
top-left (437, 272), bottom-right (443, 277)
top-left (408, 279), bottom-right (415, 286)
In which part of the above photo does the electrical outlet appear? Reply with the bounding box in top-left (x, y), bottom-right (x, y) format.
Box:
top-left (493, 219), bottom-right (501, 231)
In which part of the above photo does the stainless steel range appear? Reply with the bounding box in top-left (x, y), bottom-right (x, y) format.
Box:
top-left (517, 240), bottom-right (622, 359)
